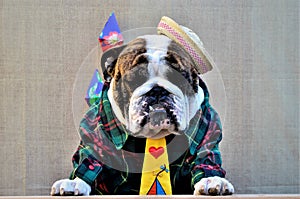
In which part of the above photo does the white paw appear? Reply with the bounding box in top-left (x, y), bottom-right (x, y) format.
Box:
top-left (50, 177), bottom-right (91, 196)
top-left (193, 176), bottom-right (234, 195)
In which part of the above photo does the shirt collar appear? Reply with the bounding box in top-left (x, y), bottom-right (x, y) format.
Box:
top-left (98, 79), bottom-right (214, 154)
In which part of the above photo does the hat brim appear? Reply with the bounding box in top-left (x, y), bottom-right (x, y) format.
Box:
top-left (157, 16), bottom-right (214, 74)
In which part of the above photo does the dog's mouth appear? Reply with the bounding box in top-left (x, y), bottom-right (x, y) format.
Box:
top-left (131, 86), bottom-right (183, 135)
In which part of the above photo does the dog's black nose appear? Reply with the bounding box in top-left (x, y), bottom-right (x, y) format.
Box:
top-left (146, 86), bottom-right (170, 98)
top-left (144, 86), bottom-right (171, 106)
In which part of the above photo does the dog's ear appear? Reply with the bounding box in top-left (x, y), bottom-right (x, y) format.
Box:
top-left (101, 44), bottom-right (127, 81)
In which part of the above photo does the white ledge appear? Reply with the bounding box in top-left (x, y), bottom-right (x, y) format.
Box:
top-left (0, 194), bottom-right (299, 199)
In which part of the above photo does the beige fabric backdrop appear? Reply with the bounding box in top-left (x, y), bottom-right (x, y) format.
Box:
top-left (0, 0), bottom-right (299, 196)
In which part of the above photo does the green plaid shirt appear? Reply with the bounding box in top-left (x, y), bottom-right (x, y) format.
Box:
top-left (70, 78), bottom-right (226, 194)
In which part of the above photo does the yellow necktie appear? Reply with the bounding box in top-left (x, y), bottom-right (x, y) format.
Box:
top-left (139, 137), bottom-right (172, 195)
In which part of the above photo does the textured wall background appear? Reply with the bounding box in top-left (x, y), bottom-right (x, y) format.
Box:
top-left (0, 0), bottom-right (299, 196)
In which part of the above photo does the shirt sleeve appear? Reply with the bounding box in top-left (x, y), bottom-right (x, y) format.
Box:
top-left (190, 106), bottom-right (226, 186)
top-left (69, 100), bottom-right (105, 186)
top-left (69, 143), bottom-right (103, 186)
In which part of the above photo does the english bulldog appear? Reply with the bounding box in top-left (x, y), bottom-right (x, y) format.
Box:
top-left (51, 33), bottom-right (234, 196)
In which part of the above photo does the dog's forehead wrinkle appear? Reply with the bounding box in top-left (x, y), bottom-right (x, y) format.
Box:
top-left (138, 35), bottom-right (172, 79)
top-left (119, 37), bottom-right (147, 56)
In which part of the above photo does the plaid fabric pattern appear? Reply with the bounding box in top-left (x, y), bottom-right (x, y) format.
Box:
top-left (70, 78), bottom-right (226, 194)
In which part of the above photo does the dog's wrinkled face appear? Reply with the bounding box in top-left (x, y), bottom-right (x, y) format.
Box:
top-left (106, 35), bottom-right (204, 139)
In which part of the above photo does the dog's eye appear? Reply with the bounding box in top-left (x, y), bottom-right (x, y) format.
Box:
top-left (165, 54), bottom-right (178, 65)
top-left (131, 54), bottom-right (148, 67)
top-left (123, 66), bottom-right (148, 90)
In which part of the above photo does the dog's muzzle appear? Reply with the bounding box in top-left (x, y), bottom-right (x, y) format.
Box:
top-left (136, 86), bottom-right (181, 131)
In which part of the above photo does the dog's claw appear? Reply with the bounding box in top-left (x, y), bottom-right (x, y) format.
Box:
top-left (59, 188), bottom-right (74, 196)
top-left (74, 189), bottom-right (79, 196)
top-left (59, 188), bottom-right (64, 196)
top-left (208, 187), bottom-right (219, 195)
top-left (223, 188), bottom-right (232, 195)
top-left (50, 187), bottom-right (58, 196)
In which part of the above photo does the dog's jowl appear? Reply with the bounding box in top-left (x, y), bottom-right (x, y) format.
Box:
top-left (51, 16), bottom-right (234, 196)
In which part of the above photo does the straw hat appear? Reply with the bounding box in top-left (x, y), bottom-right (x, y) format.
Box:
top-left (157, 16), bottom-right (214, 74)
